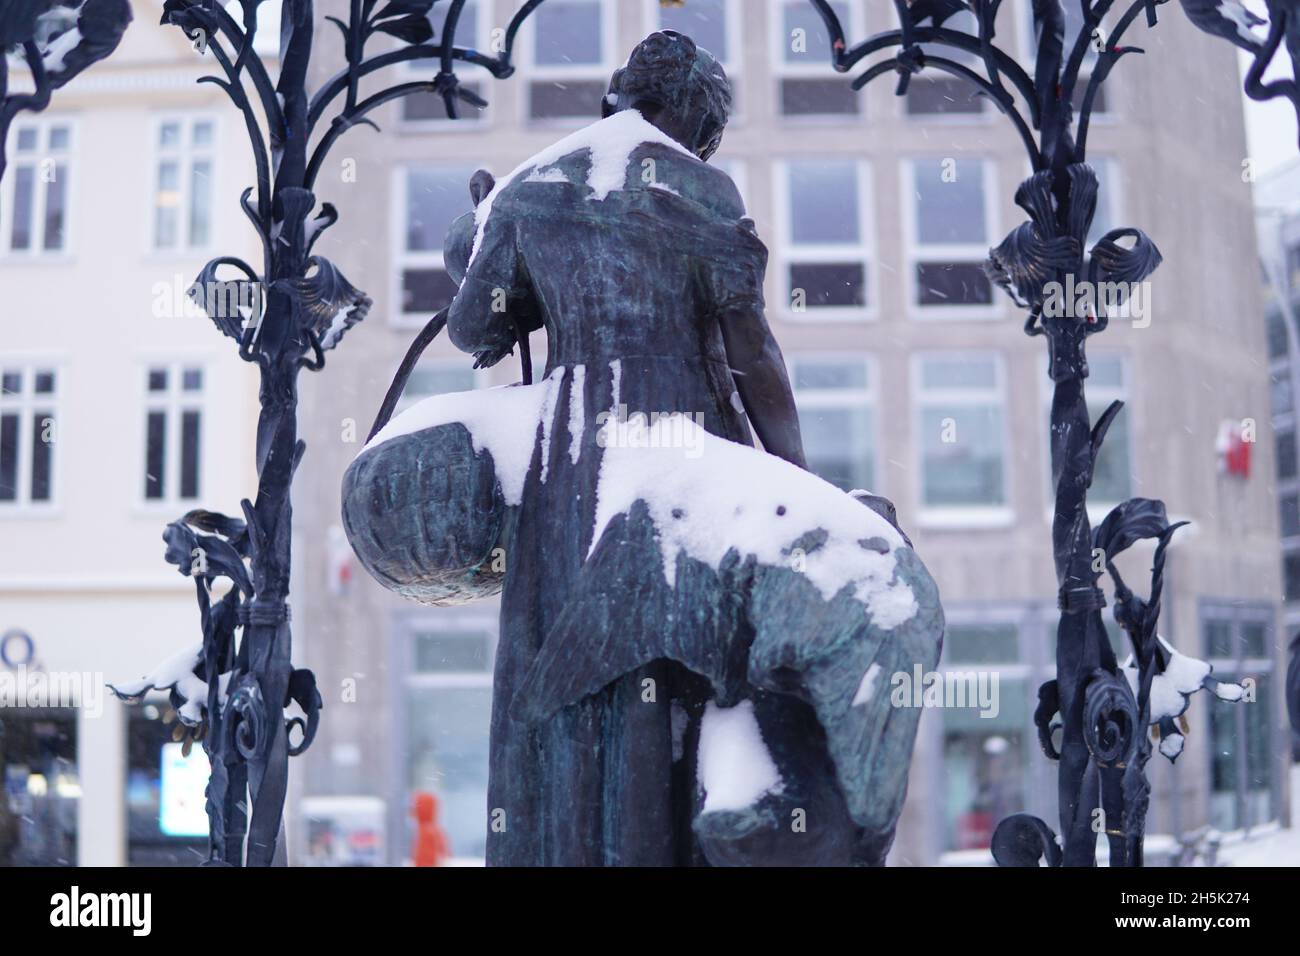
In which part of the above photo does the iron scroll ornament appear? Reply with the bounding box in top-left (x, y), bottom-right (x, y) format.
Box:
top-left (100, 0), bottom-right (550, 866)
top-left (805, 0), bottom-right (1250, 866)
top-left (0, 0), bottom-right (134, 181)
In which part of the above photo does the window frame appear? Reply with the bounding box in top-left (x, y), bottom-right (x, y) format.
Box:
top-left (1015, 0), bottom-right (1117, 120)
top-left (787, 352), bottom-right (878, 492)
top-left (0, 116), bottom-right (74, 258)
top-left (902, 156), bottom-right (1002, 321)
top-left (888, 4), bottom-right (993, 123)
top-left (137, 359), bottom-right (207, 508)
top-left (911, 351), bottom-right (1013, 527)
top-left (390, 163), bottom-right (479, 330)
top-left (0, 356), bottom-right (63, 513)
top-left (149, 113), bottom-right (219, 255)
top-left (773, 157), bottom-right (877, 321)
top-left (519, 0), bottom-right (619, 127)
top-left (768, 0), bottom-right (864, 122)
top-left (1201, 600), bottom-right (1281, 834)
top-left (398, 0), bottom-right (492, 131)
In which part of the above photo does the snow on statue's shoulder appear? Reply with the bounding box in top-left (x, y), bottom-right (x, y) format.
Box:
top-left (469, 110), bottom-right (694, 267)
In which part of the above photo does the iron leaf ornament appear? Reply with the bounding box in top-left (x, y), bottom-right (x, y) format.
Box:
top-left (0, 0), bottom-right (133, 180)
top-left (1177, 0), bottom-right (1300, 148)
top-left (806, 0), bottom-right (1251, 867)
top-left (99, 0), bottom-right (549, 865)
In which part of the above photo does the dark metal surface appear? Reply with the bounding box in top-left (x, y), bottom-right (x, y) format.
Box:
top-left (0, 0), bottom-right (133, 181)
top-left (96, 0), bottom-right (543, 866)
top-left (805, 0), bottom-right (1255, 866)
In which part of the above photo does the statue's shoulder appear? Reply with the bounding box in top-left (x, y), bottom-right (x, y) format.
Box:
top-left (629, 142), bottom-right (747, 221)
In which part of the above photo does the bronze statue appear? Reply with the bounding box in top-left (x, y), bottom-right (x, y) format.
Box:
top-left (344, 31), bottom-right (944, 866)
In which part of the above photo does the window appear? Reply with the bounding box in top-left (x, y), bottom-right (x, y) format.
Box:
top-left (1042, 353), bottom-right (1132, 507)
top-left (1021, 0), bottom-right (1111, 114)
top-left (400, 614), bottom-right (497, 862)
top-left (396, 165), bottom-right (476, 324)
top-left (789, 355), bottom-right (875, 492)
top-left (153, 118), bottom-right (215, 251)
top-left (126, 704), bottom-right (208, 864)
top-left (526, 0), bottom-right (613, 121)
top-left (395, 363), bottom-right (481, 415)
top-left (941, 621), bottom-right (1029, 851)
top-left (1281, 493), bottom-right (1300, 539)
top-left (0, 364), bottom-right (58, 507)
top-left (0, 709), bottom-right (78, 865)
top-left (2, 119), bottom-right (71, 254)
top-left (650, 0), bottom-right (738, 109)
top-left (1267, 311), bottom-right (1290, 362)
top-left (915, 353), bottom-right (1009, 521)
top-left (142, 364), bottom-right (204, 503)
top-left (1087, 157), bottom-right (1119, 247)
top-left (401, 1), bottom-right (487, 125)
top-left (772, 0), bottom-right (860, 117)
top-left (906, 158), bottom-right (996, 315)
top-left (1203, 604), bottom-right (1278, 832)
top-left (898, 6), bottom-right (986, 117)
top-left (778, 159), bottom-right (872, 316)
top-left (1286, 243), bottom-right (1300, 291)
top-left (1277, 427), bottom-right (1298, 482)
top-left (651, 0), bottom-right (735, 67)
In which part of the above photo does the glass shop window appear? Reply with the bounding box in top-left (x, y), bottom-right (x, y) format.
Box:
top-left (940, 623), bottom-right (1027, 852)
top-left (2, 120), bottom-right (71, 254)
top-left (404, 620), bottom-right (496, 862)
top-left (790, 355), bottom-right (875, 492)
top-left (908, 158), bottom-right (995, 313)
top-left (142, 364), bottom-right (204, 503)
top-left (898, 6), bottom-right (986, 117)
top-left (0, 364), bottom-right (58, 507)
top-left (126, 703), bottom-right (209, 865)
top-left (0, 709), bottom-right (78, 865)
top-left (401, 0), bottom-right (486, 125)
top-left (527, 0), bottom-right (612, 121)
top-left (1204, 608), bottom-right (1278, 832)
top-left (399, 165), bottom-right (477, 323)
top-left (916, 354), bottom-right (1008, 512)
top-left (774, 0), bottom-right (859, 116)
top-left (153, 118), bottom-right (215, 251)
top-left (781, 159), bottom-right (870, 316)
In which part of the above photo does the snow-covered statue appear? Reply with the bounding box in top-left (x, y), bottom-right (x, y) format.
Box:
top-left (343, 31), bottom-right (945, 866)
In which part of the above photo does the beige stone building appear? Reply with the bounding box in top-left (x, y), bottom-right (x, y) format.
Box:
top-left (289, 0), bottom-right (1288, 864)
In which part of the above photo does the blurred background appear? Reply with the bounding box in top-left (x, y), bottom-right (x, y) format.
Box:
top-left (1, 0), bottom-right (1297, 865)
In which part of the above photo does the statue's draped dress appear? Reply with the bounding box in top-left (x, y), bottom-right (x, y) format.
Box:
top-left (448, 134), bottom-right (768, 865)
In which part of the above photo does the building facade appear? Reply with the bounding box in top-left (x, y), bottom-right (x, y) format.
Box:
top-left (1257, 159), bottom-right (1300, 763)
top-left (0, 2), bottom-right (264, 864)
top-left (287, 0), bottom-right (1289, 866)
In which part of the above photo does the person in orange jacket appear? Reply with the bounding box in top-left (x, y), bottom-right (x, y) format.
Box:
top-left (411, 791), bottom-right (449, 867)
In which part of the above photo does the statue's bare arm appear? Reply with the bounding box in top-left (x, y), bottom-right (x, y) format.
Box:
top-left (718, 305), bottom-right (807, 470)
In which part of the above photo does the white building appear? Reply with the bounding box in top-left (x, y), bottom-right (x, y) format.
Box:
top-left (0, 3), bottom-right (263, 865)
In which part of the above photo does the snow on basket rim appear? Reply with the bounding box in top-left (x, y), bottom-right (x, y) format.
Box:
top-left (360, 382), bottom-right (920, 631)
top-left (592, 413), bottom-right (918, 630)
